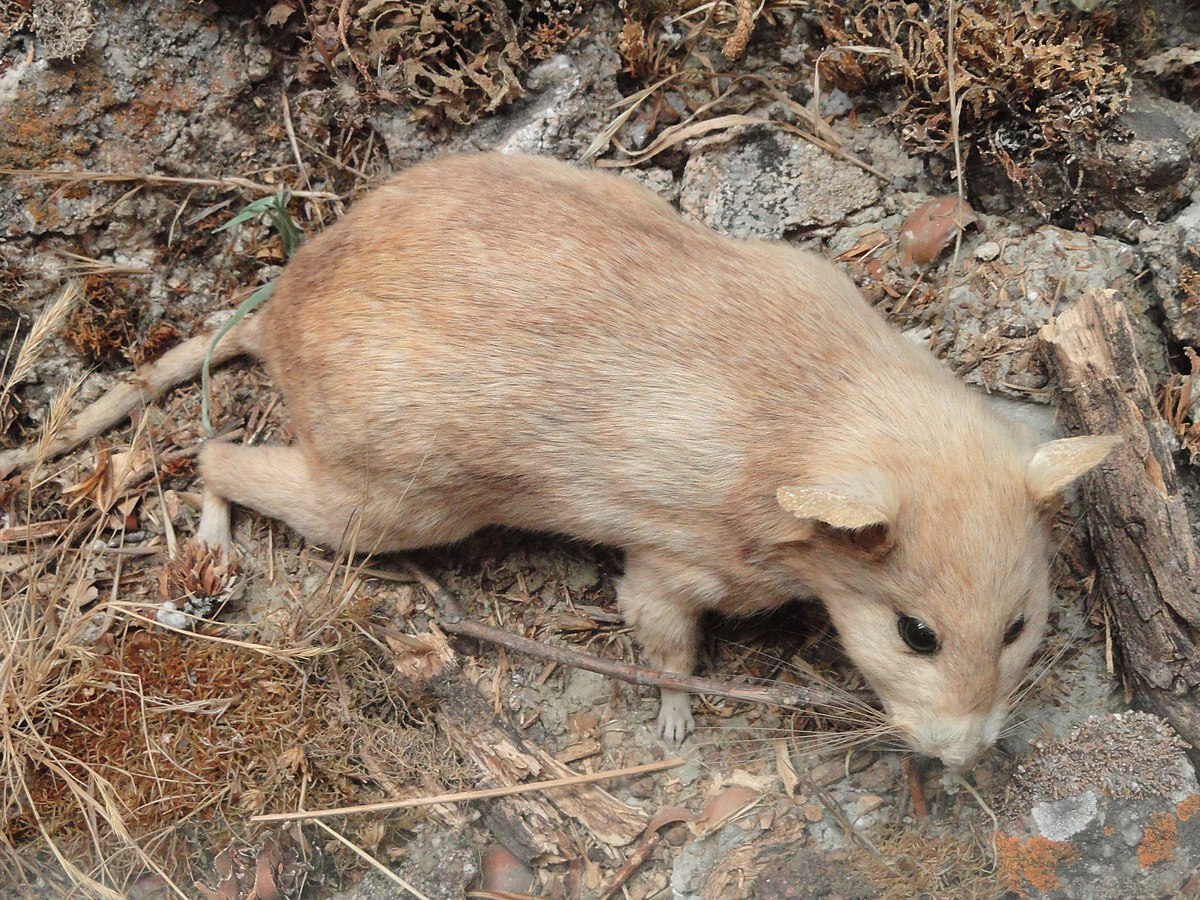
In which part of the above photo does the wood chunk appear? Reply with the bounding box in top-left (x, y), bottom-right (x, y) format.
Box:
top-left (432, 672), bottom-right (646, 864)
top-left (1041, 291), bottom-right (1200, 749)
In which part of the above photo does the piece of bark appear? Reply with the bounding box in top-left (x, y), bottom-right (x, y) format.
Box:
top-left (1040, 291), bottom-right (1200, 749)
top-left (431, 670), bottom-right (646, 865)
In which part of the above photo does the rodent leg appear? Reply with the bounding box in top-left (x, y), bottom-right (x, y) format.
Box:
top-left (196, 488), bottom-right (233, 550)
top-left (199, 440), bottom-right (483, 553)
top-left (616, 552), bottom-right (709, 746)
top-left (198, 441), bottom-right (391, 552)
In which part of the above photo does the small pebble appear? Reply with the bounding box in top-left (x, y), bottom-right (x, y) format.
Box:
top-left (803, 803), bottom-right (824, 823)
top-left (156, 602), bottom-right (190, 630)
top-left (974, 240), bottom-right (1001, 261)
top-left (856, 793), bottom-right (885, 817)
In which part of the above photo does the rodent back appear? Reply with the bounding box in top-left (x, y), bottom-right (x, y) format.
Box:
top-left (253, 154), bottom-right (1030, 550)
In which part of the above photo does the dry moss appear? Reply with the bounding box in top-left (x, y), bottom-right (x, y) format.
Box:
top-left (810, 0), bottom-right (1132, 198)
top-left (856, 824), bottom-right (997, 899)
top-left (277, 0), bottom-right (593, 129)
top-left (131, 322), bottom-right (182, 367)
top-left (32, 0), bottom-right (96, 60)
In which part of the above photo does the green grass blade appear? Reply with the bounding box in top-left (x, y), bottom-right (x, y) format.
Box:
top-left (199, 281), bottom-right (276, 436)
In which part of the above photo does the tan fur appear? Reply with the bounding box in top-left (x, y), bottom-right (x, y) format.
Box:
top-left (191, 152), bottom-right (1116, 762)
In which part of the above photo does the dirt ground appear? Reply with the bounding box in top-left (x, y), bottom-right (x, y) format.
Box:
top-left (3, 0), bottom-right (1200, 897)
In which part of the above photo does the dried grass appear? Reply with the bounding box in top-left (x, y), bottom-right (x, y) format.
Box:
top-left (0, 282), bottom-right (81, 415)
top-left (0, 416), bottom-right (466, 895)
top-left (854, 823), bottom-right (997, 899)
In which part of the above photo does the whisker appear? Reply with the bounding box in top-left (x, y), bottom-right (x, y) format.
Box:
top-left (1007, 622), bottom-right (1085, 711)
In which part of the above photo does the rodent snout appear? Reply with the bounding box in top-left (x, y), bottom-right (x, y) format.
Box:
top-left (894, 708), bottom-right (1006, 770)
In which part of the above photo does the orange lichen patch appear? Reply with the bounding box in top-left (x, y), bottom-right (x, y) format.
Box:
top-left (1138, 810), bottom-right (1180, 868)
top-left (125, 74), bottom-right (204, 140)
top-left (0, 66), bottom-right (105, 169)
top-left (1177, 794), bottom-right (1200, 822)
top-left (994, 832), bottom-right (1077, 897)
top-left (132, 322), bottom-right (182, 366)
top-left (63, 275), bottom-right (141, 367)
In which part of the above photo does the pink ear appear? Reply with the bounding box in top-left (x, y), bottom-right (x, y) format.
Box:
top-left (1026, 435), bottom-right (1122, 503)
top-left (775, 485), bottom-right (893, 531)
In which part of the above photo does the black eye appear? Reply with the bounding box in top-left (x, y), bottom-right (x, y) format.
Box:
top-left (1003, 615), bottom-right (1026, 646)
top-left (898, 616), bottom-right (940, 655)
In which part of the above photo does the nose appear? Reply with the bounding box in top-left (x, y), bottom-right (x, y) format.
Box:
top-left (900, 708), bottom-right (1005, 769)
top-left (937, 746), bottom-right (979, 772)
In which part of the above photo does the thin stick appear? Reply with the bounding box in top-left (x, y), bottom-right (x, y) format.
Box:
top-left (902, 757), bottom-right (928, 821)
top-left (251, 757), bottom-right (683, 823)
top-left (0, 168), bottom-right (338, 201)
top-left (312, 820), bottom-right (431, 900)
top-left (337, 0), bottom-right (374, 85)
top-left (947, 0), bottom-right (968, 276)
top-left (408, 565), bottom-right (870, 714)
top-left (281, 92), bottom-right (323, 227)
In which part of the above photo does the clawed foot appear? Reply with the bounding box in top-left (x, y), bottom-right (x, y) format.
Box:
top-left (194, 487), bottom-right (233, 552)
top-left (656, 690), bottom-right (695, 747)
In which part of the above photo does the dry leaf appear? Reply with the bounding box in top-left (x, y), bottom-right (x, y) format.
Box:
top-left (358, 820), bottom-right (386, 852)
top-left (253, 841), bottom-right (283, 900)
top-left (264, 1), bottom-right (296, 27)
top-left (1140, 45), bottom-right (1200, 78)
top-left (646, 805), bottom-right (692, 833)
top-left (480, 844), bottom-right (535, 894)
top-left (277, 746), bottom-right (308, 777)
top-left (61, 445), bottom-right (110, 504)
top-left (773, 739), bottom-right (800, 798)
top-left (385, 622), bottom-right (455, 684)
top-left (898, 196), bottom-right (979, 267)
top-left (695, 785), bottom-right (761, 834)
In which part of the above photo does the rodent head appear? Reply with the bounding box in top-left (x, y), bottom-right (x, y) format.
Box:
top-left (773, 434), bottom-right (1119, 769)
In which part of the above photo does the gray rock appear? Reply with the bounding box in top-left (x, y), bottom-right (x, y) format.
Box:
top-left (332, 825), bottom-right (479, 900)
top-left (828, 219), bottom-right (1164, 400)
top-left (678, 127), bottom-right (882, 240)
top-left (1085, 84), bottom-right (1200, 227)
top-left (561, 667), bottom-right (609, 711)
top-left (970, 83), bottom-right (1200, 234)
top-left (621, 166), bottom-right (679, 204)
top-left (1139, 191), bottom-right (1200, 345)
top-left (1032, 791), bottom-right (1099, 842)
top-left (670, 818), bottom-right (759, 898)
top-left (998, 602), bottom-right (1122, 759)
top-left (995, 711), bottom-right (1200, 899)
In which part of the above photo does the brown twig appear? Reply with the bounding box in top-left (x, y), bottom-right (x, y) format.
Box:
top-left (337, 0), bottom-right (375, 87)
top-left (902, 757), bottom-right (929, 821)
top-left (722, 0), bottom-right (755, 60)
top-left (0, 519), bottom-right (74, 544)
top-left (0, 168), bottom-right (338, 201)
top-left (406, 565), bottom-right (873, 714)
top-left (947, 0), bottom-right (968, 277)
top-left (597, 813), bottom-right (686, 900)
top-left (251, 757), bottom-right (683, 823)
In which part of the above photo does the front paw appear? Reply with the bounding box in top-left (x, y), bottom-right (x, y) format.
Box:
top-left (656, 692), bottom-right (695, 747)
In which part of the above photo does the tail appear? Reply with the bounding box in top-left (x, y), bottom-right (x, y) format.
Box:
top-left (0, 314), bottom-right (265, 478)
